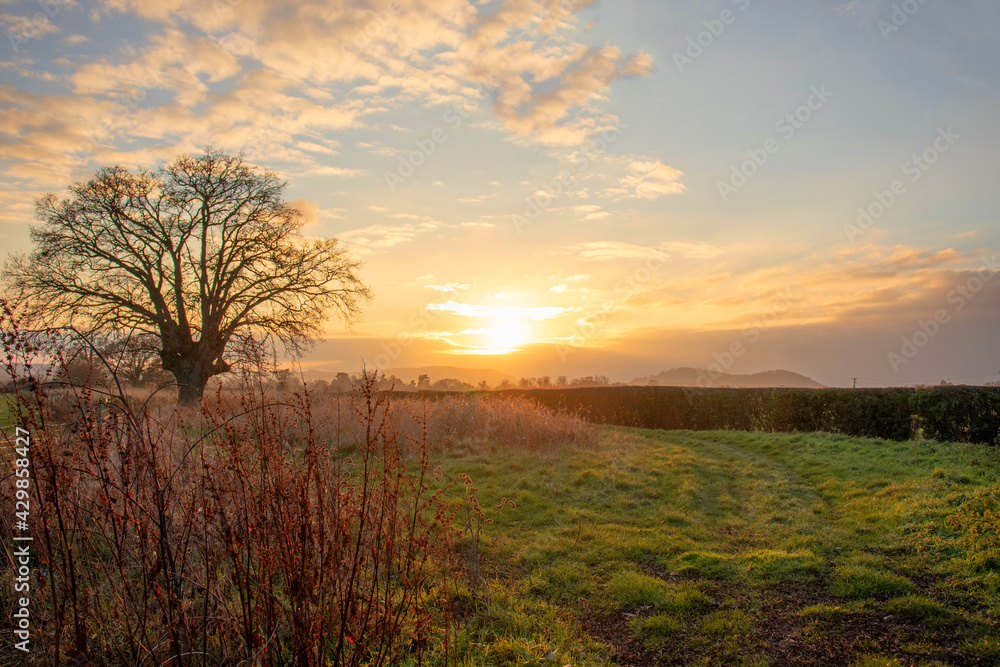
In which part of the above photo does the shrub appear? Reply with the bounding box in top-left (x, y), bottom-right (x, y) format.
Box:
top-left (0, 315), bottom-right (483, 665)
top-left (392, 392), bottom-right (595, 451)
top-left (505, 386), bottom-right (1000, 444)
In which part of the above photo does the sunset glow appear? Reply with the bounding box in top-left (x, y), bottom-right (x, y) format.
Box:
top-left (485, 318), bottom-right (531, 354)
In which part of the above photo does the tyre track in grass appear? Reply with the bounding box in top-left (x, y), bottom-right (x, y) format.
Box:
top-left (580, 429), bottom-right (996, 667)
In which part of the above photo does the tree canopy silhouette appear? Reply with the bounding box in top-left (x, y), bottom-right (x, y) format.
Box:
top-left (4, 149), bottom-right (372, 403)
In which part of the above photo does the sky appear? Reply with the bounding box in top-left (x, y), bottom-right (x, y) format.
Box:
top-left (1, 0), bottom-right (998, 387)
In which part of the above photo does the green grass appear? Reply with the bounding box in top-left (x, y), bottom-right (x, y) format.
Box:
top-left (742, 548), bottom-right (825, 582)
top-left (797, 602), bottom-right (858, 620)
top-left (442, 428), bottom-right (1000, 666)
top-left (884, 595), bottom-right (966, 629)
top-left (608, 571), bottom-right (711, 615)
top-left (672, 550), bottom-right (735, 579)
top-left (0, 393), bottom-right (18, 428)
top-left (830, 564), bottom-right (915, 599)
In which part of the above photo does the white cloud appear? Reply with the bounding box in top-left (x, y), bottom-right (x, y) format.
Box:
top-left (337, 224), bottom-right (418, 253)
top-left (425, 282), bottom-right (472, 292)
top-left (0, 0), bottom-right (660, 237)
top-left (605, 159), bottom-right (687, 200)
top-left (310, 165), bottom-right (366, 177)
top-left (569, 240), bottom-right (722, 261)
top-left (61, 34), bottom-right (90, 46)
top-left (286, 198), bottom-right (321, 228)
top-left (1, 11), bottom-right (60, 39)
top-left (427, 301), bottom-right (565, 320)
top-left (297, 140), bottom-right (339, 155)
top-left (457, 192), bottom-right (498, 203)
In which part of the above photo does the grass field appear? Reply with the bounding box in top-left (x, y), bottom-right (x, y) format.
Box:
top-left (4, 387), bottom-right (998, 664)
top-left (0, 393), bottom-right (15, 428)
top-left (445, 428), bottom-right (1000, 666)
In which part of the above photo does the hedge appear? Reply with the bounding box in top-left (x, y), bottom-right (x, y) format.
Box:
top-left (492, 386), bottom-right (1000, 444)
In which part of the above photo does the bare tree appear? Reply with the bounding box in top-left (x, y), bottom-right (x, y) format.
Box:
top-left (3, 149), bottom-right (372, 403)
top-left (101, 332), bottom-right (170, 388)
top-left (57, 347), bottom-right (111, 389)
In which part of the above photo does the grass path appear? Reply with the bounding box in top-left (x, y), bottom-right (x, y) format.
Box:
top-left (446, 428), bottom-right (1000, 666)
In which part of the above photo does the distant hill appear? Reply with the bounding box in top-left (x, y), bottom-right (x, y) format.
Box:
top-left (631, 367), bottom-right (825, 388)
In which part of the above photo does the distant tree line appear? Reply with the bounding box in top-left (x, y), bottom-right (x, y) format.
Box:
top-left (292, 374), bottom-right (623, 394)
top-left (0, 354), bottom-right (630, 396)
top-left (299, 374), bottom-right (479, 394)
top-left (0, 330), bottom-right (173, 393)
top-left (509, 375), bottom-right (615, 389)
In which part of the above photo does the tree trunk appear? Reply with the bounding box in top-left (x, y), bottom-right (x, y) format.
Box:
top-left (161, 344), bottom-right (229, 405)
top-left (174, 367), bottom-right (210, 405)
top-left (169, 361), bottom-right (212, 406)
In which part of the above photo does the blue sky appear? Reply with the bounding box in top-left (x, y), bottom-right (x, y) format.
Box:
top-left (1, 0), bottom-right (997, 386)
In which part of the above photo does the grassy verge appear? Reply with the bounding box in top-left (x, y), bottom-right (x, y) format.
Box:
top-left (446, 428), bottom-right (1000, 666)
top-left (0, 393), bottom-right (16, 428)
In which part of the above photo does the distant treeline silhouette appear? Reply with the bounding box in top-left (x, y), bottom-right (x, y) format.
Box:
top-left (287, 374), bottom-right (616, 393)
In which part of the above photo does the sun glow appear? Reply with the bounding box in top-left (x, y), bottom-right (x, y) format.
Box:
top-left (486, 318), bottom-right (530, 352)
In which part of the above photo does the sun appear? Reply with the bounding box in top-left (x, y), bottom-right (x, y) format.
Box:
top-left (487, 318), bottom-right (529, 351)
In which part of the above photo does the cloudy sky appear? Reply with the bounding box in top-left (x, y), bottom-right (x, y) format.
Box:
top-left (1, 0), bottom-right (998, 386)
